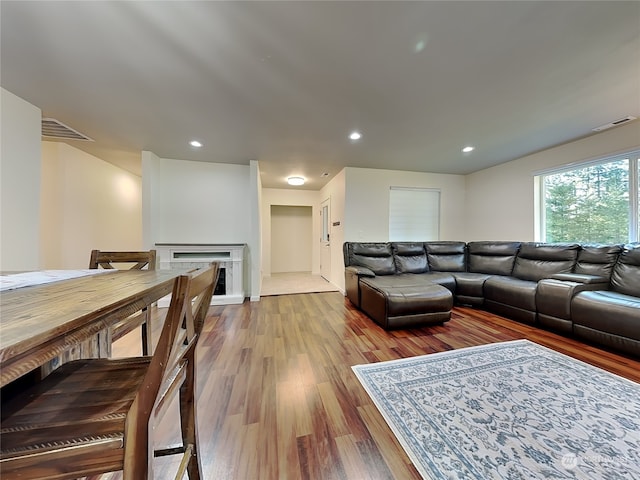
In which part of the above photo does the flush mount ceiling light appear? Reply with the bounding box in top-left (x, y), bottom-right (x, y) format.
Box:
top-left (349, 131), bottom-right (362, 141)
top-left (287, 176), bottom-right (305, 186)
top-left (190, 140), bottom-right (203, 148)
top-left (462, 146), bottom-right (475, 153)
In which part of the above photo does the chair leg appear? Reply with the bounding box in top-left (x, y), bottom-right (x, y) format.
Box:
top-left (179, 358), bottom-right (202, 479)
top-left (123, 405), bottom-right (154, 480)
top-left (141, 308), bottom-right (152, 356)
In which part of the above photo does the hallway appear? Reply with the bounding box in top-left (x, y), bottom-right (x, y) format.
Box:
top-left (261, 272), bottom-right (338, 296)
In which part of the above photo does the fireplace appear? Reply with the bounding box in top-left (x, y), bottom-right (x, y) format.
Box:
top-left (214, 268), bottom-right (226, 296)
top-left (155, 243), bottom-right (245, 306)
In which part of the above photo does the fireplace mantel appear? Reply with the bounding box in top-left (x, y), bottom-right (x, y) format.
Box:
top-left (155, 243), bottom-right (245, 306)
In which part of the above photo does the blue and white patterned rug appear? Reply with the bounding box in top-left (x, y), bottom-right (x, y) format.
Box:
top-left (352, 340), bottom-right (640, 479)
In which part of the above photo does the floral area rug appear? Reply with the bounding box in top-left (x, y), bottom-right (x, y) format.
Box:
top-left (352, 340), bottom-right (640, 479)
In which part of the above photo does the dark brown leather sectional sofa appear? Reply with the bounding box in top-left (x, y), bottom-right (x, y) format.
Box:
top-left (343, 241), bottom-right (640, 357)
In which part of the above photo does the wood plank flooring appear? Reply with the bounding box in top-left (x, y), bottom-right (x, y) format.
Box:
top-left (95, 292), bottom-right (640, 479)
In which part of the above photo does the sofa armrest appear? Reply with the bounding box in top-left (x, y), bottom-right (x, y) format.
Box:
top-left (549, 273), bottom-right (609, 285)
top-left (345, 266), bottom-right (374, 308)
top-left (537, 277), bottom-right (610, 323)
top-left (345, 265), bottom-right (376, 278)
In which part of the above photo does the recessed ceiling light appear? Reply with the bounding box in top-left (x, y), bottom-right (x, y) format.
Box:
top-left (462, 146), bottom-right (475, 153)
top-left (349, 131), bottom-right (362, 141)
top-left (321, 172), bottom-right (330, 177)
top-left (287, 176), bottom-right (305, 186)
top-left (190, 140), bottom-right (203, 148)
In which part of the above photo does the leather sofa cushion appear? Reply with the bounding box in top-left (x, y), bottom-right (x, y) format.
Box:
top-left (512, 243), bottom-right (579, 282)
top-left (453, 272), bottom-right (492, 297)
top-left (484, 276), bottom-right (538, 311)
top-left (425, 241), bottom-right (466, 272)
top-left (572, 290), bottom-right (640, 341)
top-left (574, 244), bottom-right (622, 278)
top-left (610, 243), bottom-right (640, 297)
top-left (361, 272), bottom-right (456, 292)
top-left (392, 242), bottom-right (429, 274)
top-left (347, 243), bottom-right (396, 275)
top-left (467, 241), bottom-right (521, 275)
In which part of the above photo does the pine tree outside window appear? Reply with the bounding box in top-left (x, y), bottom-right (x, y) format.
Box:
top-left (539, 151), bottom-right (639, 244)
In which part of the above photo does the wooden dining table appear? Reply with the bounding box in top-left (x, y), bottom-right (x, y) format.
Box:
top-left (0, 269), bottom-right (188, 387)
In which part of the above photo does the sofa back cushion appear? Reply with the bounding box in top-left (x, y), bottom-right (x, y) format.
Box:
top-left (512, 243), bottom-right (579, 281)
top-left (610, 243), bottom-right (640, 297)
top-left (574, 244), bottom-right (622, 279)
top-left (467, 241), bottom-right (521, 275)
top-left (392, 242), bottom-right (429, 274)
top-left (425, 242), bottom-right (466, 272)
top-left (345, 242), bottom-right (396, 275)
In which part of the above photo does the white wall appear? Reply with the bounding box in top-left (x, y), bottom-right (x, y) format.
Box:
top-left (319, 169), bottom-right (346, 291)
top-left (465, 121), bottom-right (640, 241)
top-left (248, 160), bottom-right (262, 301)
top-left (1, 88), bottom-right (42, 270)
top-left (141, 150), bottom-right (161, 250)
top-left (143, 155), bottom-right (258, 297)
top-left (261, 188), bottom-right (321, 276)
top-left (343, 167), bottom-right (467, 242)
top-left (152, 158), bottom-right (250, 243)
top-left (40, 142), bottom-right (142, 268)
top-left (270, 205), bottom-right (313, 273)
top-left (321, 166), bottom-right (466, 292)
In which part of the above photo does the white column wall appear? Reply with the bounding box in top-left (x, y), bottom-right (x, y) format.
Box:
top-left (1, 88), bottom-right (42, 271)
top-left (249, 160), bottom-right (262, 301)
top-left (143, 154), bottom-right (258, 298)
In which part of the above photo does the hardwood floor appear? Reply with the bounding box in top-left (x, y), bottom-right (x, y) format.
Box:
top-left (96, 292), bottom-right (640, 479)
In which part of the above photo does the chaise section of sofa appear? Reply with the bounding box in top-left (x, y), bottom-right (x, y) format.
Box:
top-left (344, 242), bottom-right (454, 329)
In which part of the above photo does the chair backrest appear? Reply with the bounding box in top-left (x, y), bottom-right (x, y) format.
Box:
top-left (123, 263), bottom-right (219, 476)
top-left (89, 250), bottom-right (157, 270)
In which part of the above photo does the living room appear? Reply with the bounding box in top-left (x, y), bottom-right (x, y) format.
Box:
top-left (1, 2), bottom-right (639, 479)
top-left (2, 2), bottom-right (640, 292)
top-left (3, 89), bottom-right (639, 296)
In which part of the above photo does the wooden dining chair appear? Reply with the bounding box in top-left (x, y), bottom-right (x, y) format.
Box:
top-left (89, 249), bottom-right (157, 354)
top-left (0, 264), bottom-right (219, 480)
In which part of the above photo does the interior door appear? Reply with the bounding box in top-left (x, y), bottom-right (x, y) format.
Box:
top-left (320, 198), bottom-right (331, 281)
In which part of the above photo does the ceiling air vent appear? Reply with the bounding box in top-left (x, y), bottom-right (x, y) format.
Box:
top-left (592, 116), bottom-right (637, 132)
top-left (41, 118), bottom-right (93, 141)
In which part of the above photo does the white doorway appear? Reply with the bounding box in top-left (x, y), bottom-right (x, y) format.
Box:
top-left (263, 203), bottom-right (337, 296)
top-left (270, 205), bottom-right (313, 273)
top-left (320, 198), bottom-right (331, 281)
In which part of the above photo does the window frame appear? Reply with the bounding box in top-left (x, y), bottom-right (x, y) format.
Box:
top-left (536, 149), bottom-right (640, 244)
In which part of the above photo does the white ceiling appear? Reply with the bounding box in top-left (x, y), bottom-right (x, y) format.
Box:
top-left (1, 1), bottom-right (639, 189)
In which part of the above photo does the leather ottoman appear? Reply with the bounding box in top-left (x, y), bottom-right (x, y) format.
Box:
top-left (359, 280), bottom-right (453, 330)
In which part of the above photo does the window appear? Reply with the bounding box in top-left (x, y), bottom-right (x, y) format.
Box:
top-left (389, 187), bottom-right (440, 241)
top-left (321, 202), bottom-right (329, 243)
top-left (539, 151), bottom-right (639, 243)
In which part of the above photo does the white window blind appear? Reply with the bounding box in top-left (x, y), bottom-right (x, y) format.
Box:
top-left (389, 187), bottom-right (440, 241)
